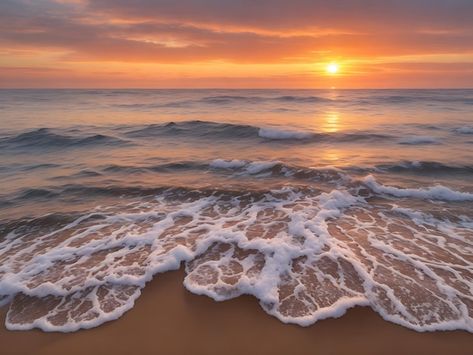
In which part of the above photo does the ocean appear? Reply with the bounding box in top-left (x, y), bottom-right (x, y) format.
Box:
top-left (0, 89), bottom-right (472, 332)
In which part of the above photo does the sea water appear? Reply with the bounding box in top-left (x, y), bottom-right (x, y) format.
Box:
top-left (0, 89), bottom-right (472, 332)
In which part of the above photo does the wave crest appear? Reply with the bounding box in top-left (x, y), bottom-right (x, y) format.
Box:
top-left (363, 174), bottom-right (473, 201)
top-left (1, 128), bottom-right (129, 150)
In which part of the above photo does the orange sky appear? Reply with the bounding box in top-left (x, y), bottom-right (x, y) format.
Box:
top-left (1, 0), bottom-right (473, 88)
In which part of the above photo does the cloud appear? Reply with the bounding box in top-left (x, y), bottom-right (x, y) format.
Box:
top-left (1, 0), bottom-right (473, 87)
top-left (87, 0), bottom-right (473, 33)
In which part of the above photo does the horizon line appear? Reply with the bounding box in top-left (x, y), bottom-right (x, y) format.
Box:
top-left (1, 87), bottom-right (473, 90)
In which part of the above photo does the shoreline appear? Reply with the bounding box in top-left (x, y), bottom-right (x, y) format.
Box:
top-left (1, 268), bottom-right (471, 355)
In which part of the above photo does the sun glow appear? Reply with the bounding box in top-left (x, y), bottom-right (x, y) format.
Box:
top-left (326, 63), bottom-right (339, 74)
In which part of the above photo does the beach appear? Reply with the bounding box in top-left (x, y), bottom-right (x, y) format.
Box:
top-left (0, 89), bottom-right (472, 349)
top-left (1, 268), bottom-right (472, 355)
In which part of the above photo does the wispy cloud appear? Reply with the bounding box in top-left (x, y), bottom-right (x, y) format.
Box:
top-left (1, 0), bottom-right (473, 87)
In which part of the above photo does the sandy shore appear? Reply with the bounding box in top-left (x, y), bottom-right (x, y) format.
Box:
top-left (0, 268), bottom-right (471, 355)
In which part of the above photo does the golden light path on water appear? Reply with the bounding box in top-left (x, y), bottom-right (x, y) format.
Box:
top-left (323, 112), bottom-right (340, 133)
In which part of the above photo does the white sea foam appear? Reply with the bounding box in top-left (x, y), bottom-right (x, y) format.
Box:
top-left (363, 175), bottom-right (473, 201)
top-left (258, 127), bottom-right (313, 140)
top-left (1, 181), bottom-right (472, 333)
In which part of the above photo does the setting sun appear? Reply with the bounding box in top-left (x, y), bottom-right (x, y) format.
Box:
top-left (326, 63), bottom-right (339, 75)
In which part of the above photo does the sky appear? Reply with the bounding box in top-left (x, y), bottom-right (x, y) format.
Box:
top-left (1, 0), bottom-right (473, 88)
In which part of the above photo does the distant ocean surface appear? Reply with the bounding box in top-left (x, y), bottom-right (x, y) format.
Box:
top-left (0, 89), bottom-right (472, 332)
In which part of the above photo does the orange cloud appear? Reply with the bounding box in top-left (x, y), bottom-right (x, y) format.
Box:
top-left (1, 0), bottom-right (473, 87)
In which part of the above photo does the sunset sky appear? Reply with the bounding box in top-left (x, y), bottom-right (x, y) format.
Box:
top-left (1, 0), bottom-right (473, 88)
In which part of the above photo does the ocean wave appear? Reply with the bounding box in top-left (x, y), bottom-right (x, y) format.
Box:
top-left (376, 161), bottom-right (473, 174)
top-left (7, 158), bottom-right (472, 202)
top-left (200, 95), bottom-right (266, 104)
top-left (89, 160), bottom-right (345, 186)
top-left (125, 121), bottom-right (258, 140)
top-left (6, 159), bottom-right (472, 208)
top-left (0, 163), bottom-right (61, 173)
top-left (21, 163), bottom-right (62, 171)
top-left (272, 95), bottom-right (332, 103)
top-left (3, 162), bottom-right (343, 205)
top-left (358, 92), bottom-right (473, 105)
top-left (124, 120), bottom-right (396, 144)
top-left (455, 126), bottom-right (473, 134)
top-left (209, 159), bottom-right (334, 179)
top-left (116, 94), bottom-right (333, 109)
top-left (0, 128), bottom-right (130, 150)
top-left (7, 181), bottom-right (326, 205)
top-left (4, 185), bottom-right (170, 203)
top-left (398, 136), bottom-right (439, 145)
top-left (50, 169), bottom-right (103, 180)
top-left (102, 161), bottom-right (210, 174)
top-left (102, 160), bottom-right (268, 175)
top-left (363, 174), bottom-right (473, 201)
top-left (209, 159), bottom-right (247, 169)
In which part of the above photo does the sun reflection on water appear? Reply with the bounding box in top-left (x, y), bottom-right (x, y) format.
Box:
top-left (321, 149), bottom-right (340, 163)
top-left (323, 112), bottom-right (340, 133)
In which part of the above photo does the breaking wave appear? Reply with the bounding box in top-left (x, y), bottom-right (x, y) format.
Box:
top-left (363, 175), bottom-right (473, 201)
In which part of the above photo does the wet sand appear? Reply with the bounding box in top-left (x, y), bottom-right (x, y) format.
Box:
top-left (0, 268), bottom-right (471, 355)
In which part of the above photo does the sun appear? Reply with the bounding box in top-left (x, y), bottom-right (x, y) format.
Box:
top-left (326, 63), bottom-right (339, 75)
